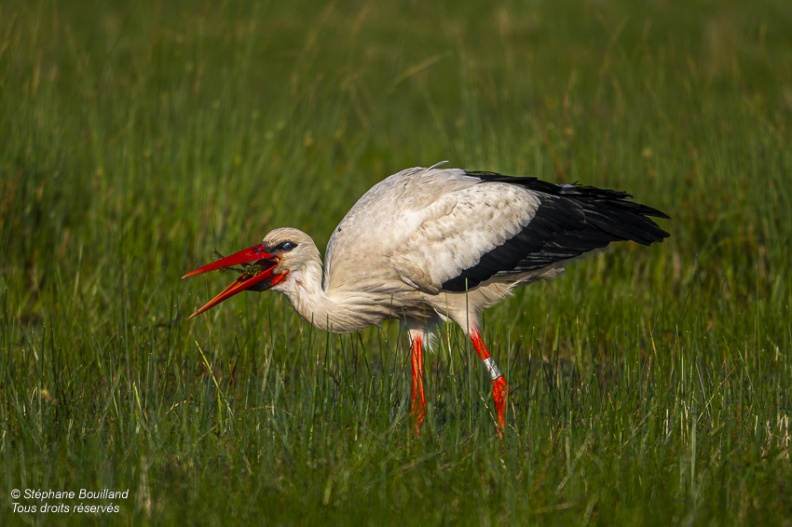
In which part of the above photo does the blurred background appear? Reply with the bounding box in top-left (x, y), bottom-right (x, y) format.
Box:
top-left (1, 0), bottom-right (790, 524)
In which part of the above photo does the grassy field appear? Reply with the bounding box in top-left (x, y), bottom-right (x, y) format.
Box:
top-left (2, 0), bottom-right (791, 525)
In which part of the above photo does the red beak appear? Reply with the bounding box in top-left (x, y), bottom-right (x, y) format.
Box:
top-left (182, 243), bottom-right (282, 319)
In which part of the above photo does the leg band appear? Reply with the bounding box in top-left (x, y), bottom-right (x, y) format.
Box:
top-left (482, 356), bottom-right (502, 381)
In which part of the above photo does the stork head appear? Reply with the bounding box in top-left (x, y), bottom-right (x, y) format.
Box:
top-left (182, 227), bottom-right (317, 319)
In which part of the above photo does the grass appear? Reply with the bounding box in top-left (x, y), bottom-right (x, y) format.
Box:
top-left (1, 0), bottom-right (791, 524)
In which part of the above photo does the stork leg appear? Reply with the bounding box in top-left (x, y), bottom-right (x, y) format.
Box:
top-left (470, 329), bottom-right (508, 431)
top-left (409, 332), bottom-right (426, 435)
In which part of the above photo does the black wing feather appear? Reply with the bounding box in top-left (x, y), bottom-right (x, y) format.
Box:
top-left (441, 172), bottom-right (669, 292)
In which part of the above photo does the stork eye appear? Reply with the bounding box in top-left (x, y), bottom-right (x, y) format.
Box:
top-left (278, 241), bottom-right (297, 251)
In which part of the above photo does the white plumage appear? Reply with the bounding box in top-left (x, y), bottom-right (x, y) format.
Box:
top-left (184, 164), bottom-right (669, 432)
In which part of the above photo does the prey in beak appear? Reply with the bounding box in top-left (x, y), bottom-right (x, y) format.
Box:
top-left (182, 243), bottom-right (286, 319)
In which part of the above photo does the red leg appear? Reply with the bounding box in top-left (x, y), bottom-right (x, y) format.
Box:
top-left (410, 334), bottom-right (426, 435)
top-left (470, 329), bottom-right (508, 431)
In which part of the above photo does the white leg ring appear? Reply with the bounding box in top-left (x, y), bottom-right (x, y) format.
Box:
top-left (482, 357), bottom-right (502, 381)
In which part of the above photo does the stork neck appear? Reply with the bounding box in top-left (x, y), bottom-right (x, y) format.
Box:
top-left (275, 258), bottom-right (391, 333)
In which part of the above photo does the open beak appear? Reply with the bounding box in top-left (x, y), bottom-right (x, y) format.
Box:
top-left (182, 243), bottom-right (282, 319)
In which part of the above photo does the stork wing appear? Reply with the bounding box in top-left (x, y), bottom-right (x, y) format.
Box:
top-left (391, 172), bottom-right (669, 294)
top-left (386, 180), bottom-right (544, 293)
top-left (325, 167), bottom-right (669, 295)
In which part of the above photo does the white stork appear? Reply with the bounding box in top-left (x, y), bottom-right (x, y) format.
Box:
top-left (183, 164), bottom-right (669, 433)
